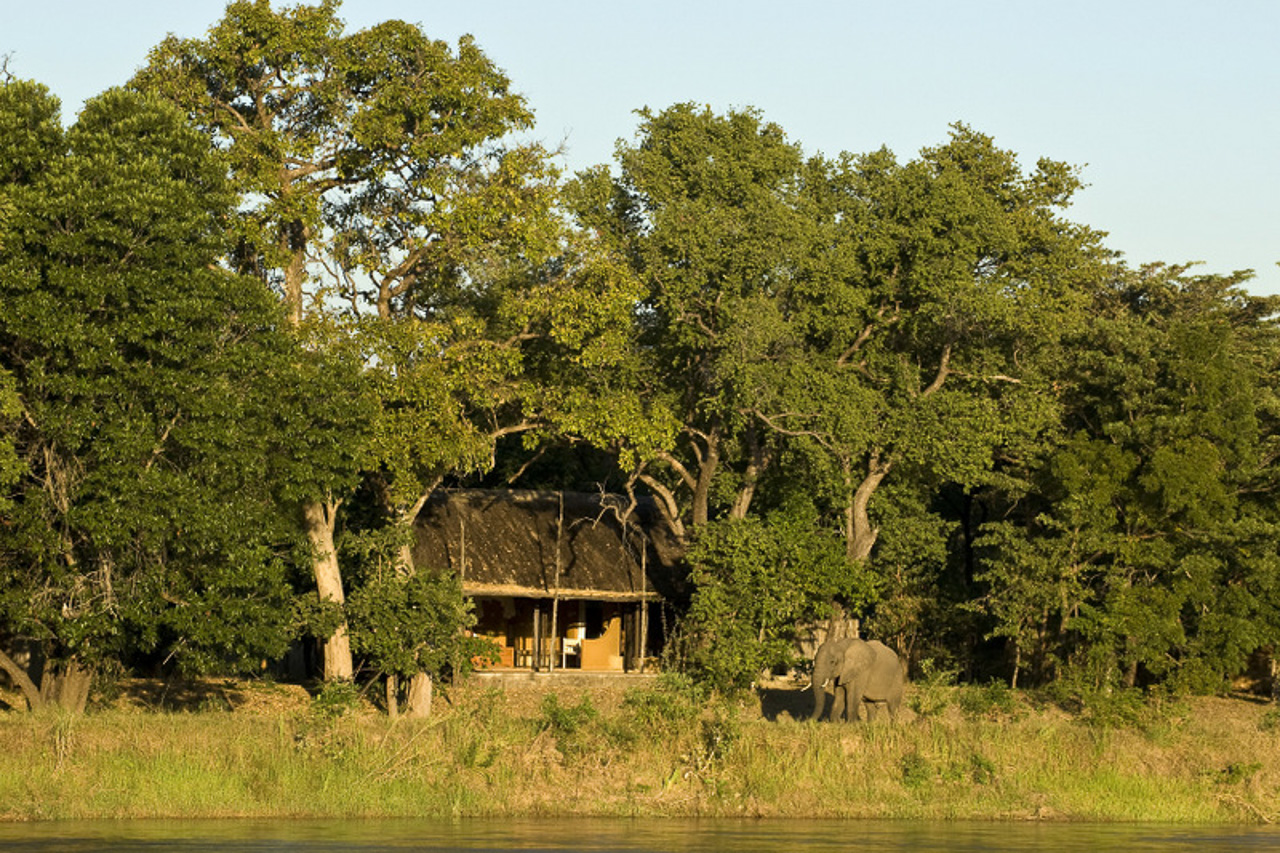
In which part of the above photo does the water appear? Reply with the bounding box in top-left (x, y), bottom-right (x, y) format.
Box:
top-left (0, 819), bottom-right (1278, 852)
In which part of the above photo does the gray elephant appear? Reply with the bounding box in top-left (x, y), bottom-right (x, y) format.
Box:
top-left (810, 637), bottom-right (905, 722)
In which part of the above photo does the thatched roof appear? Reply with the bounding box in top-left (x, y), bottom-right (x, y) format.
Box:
top-left (412, 490), bottom-right (683, 602)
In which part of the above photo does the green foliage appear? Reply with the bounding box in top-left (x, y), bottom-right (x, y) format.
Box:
top-left (907, 659), bottom-right (958, 718)
top-left (968, 752), bottom-right (998, 785)
top-left (1214, 761), bottom-right (1263, 786)
top-left (672, 509), bottom-right (871, 690)
top-left (0, 366), bottom-right (23, 518)
top-left (900, 750), bottom-right (934, 789)
top-left (345, 568), bottom-right (495, 681)
top-left (537, 693), bottom-right (599, 738)
top-left (620, 672), bottom-right (709, 734)
top-left (2, 2), bottom-right (1276, 706)
top-left (131, 0), bottom-right (547, 322)
top-left (1259, 706), bottom-right (1280, 732)
top-left (956, 681), bottom-right (1022, 720)
top-left (0, 81), bottom-right (326, 677)
top-left (974, 266), bottom-right (1280, 692)
top-left (309, 679), bottom-right (363, 720)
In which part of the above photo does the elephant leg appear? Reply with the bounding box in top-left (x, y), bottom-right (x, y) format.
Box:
top-left (843, 680), bottom-right (861, 722)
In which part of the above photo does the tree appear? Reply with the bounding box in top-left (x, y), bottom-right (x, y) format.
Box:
top-left (975, 265), bottom-right (1280, 690)
top-left (672, 506), bottom-right (877, 691)
top-left (132, 0), bottom-right (552, 687)
top-left (567, 104), bottom-right (816, 548)
top-left (133, 3), bottom-right (654, 714)
top-left (0, 81), bottom-right (334, 710)
top-left (571, 109), bottom-right (1106, 664)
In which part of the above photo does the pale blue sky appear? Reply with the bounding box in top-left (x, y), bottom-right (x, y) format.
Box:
top-left (4, 1), bottom-right (1278, 293)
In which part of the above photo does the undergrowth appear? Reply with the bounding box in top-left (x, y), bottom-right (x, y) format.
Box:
top-left (0, 679), bottom-right (1277, 823)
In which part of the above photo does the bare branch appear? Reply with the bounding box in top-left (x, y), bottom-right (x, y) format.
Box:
top-left (921, 343), bottom-right (952, 398)
top-left (655, 450), bottom-right (697, 491)
top-left (143, 412), bottom-right (182, 472)
top-left (750, 409), bottom-right (835, 452)
top-left (837, 303), bottom-right (900, 367)
top-left (637, 472), bottom-right (685, 541)
top-left (0, 647), bottom-right (43, 711)
top-left (505, 446), bottom-right (547, 485)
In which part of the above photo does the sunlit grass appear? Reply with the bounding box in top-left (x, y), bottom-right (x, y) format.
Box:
top-left (1, 683), bottom-right (1277, 823)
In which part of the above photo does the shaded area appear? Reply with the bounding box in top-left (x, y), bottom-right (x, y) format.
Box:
top-left (756, 683), bottom-right (814, 721)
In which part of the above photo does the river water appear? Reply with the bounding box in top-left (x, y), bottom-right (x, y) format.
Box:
top-left (1, 819), bottom-right (1279, 852)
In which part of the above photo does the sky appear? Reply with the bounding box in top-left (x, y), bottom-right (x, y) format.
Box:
top-left (3, 0), bottom-right (1278, 294)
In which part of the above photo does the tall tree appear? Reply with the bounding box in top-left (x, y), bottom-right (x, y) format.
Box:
top-left (132, 0), bottom-right (551, 685)
top-left (975, 265), bottom-right (1280, 690)
top-left (567, 104), bottom-right (815, 547)
top-left (571, 110), bottom-right (1104, 571)
top-left (775, 126), bottom-right (1103, 565)
top-left (0, 81), bottom-right (332, 710)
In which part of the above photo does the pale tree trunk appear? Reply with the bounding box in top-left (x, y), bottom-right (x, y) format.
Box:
top-left (280, 228), bottom-right (352, 682)
top-left (395, 496), bottom-right (435, 718)
top-left (0, 647), bottom-right (44, 711)
top-left (729, 428), bottom-right (773, 521)
top-left (405, 672), bottom-right (433, 719)
top-left (303, 500), bottom-right (353, 681)
top-left (846, 453), bottom-right (892, 563)
top-left (39, 659), bottom-right (91, 714)
top-left (0, 648), bottom-right (93, 713)
top-left (385, 674), bottom-right (399, 718)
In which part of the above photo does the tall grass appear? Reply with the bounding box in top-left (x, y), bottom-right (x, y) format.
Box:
top-left (1, 680), bottom-right (1277, 823)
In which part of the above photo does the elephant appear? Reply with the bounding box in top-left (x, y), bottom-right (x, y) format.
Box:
top-left (810, 637), bottom-right (905, 722)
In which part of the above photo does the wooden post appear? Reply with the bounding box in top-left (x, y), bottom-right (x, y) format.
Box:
top-left (639, 535), bottom-right (649, 669)
top-left (549, 492), bottom-right (563, 673)
top-left (459, 515), bottom-right (466, 583)
top-left (532, 606), bottom-right (541, 671)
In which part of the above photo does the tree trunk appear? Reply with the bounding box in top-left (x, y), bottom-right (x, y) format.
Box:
top-left (39, 659), bottom-right (91, 714)
top-left (405, 672), bottom-right (433, 718)
top-left (396, 499), bottom-right (435, 718)
top-left (847, 453), bottom-right (892, 563)
top-left (729, 427), bottom-right (772, 521)
top-left (280, 218), bottom-right (308, 327)
top-left (690, 430), bottom-right (720, 528)
top-left (386, 674), bottom-right (399, 718)
top-left (0, 647), bottom-right (44, 711)
top-left (303, 499), bottom-right (353, 681)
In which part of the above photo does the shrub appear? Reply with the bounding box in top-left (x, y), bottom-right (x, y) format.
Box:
top-left (907, 658), bottom-right (957, 718)
top-left (956, 680), bottom-right (1020, 720)
top-left (310, 680), bottom-right (362, 720)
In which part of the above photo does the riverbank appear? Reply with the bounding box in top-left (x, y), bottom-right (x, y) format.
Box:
top-left (2, 675), bottom-right (1278, 823)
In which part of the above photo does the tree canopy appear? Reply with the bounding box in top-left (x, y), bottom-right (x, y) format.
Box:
top-left (2, 3), bottom-right (1279, 708)
top-left (0, 81), bottom-right (343, 709)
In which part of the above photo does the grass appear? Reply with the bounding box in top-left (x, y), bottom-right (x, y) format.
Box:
top-left (1, 677), bottom-right (1278, 823)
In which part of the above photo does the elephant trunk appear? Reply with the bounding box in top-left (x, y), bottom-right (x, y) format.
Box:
top-left (811, 678), bottom-right (829, 721)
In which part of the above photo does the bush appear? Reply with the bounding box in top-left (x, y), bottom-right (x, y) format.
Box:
top-left (674, 512), bottom-right (875, 691)
top-left (907, 658), bottom-right (957, 718)
top-left (621, 672), bottom-right (708, 733)
top-left (956, 680), bottom-right (1020, 720)
top-left (310, 680), bottom-right (362, 720)
top-left (537, 694), bottom-right (602, 762)
top-left (901, 750), bottom-right (933, 788)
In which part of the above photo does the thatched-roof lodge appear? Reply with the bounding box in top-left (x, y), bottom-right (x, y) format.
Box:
top-left (413, 490), bottom-right (683, 672)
